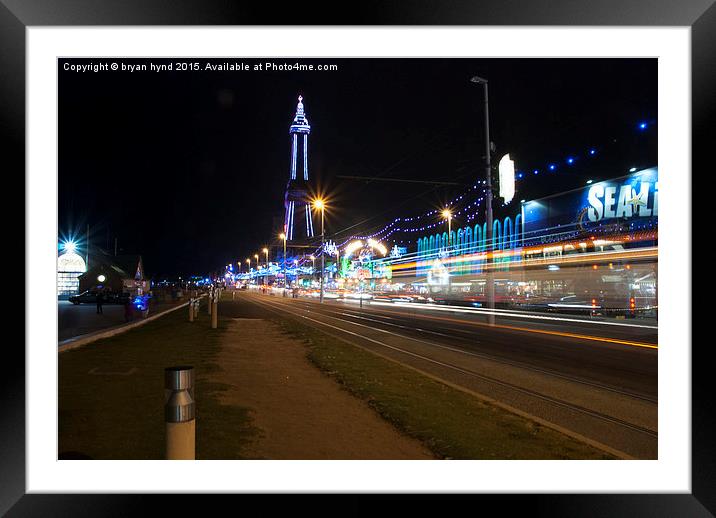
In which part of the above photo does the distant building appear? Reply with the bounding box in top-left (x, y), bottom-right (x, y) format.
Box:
top-left (78, 254), bottom-right (148, 296)
top-left (57, 250), bottom-right (87, 298)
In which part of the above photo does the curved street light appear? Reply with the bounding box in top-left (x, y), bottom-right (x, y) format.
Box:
top-left (313, 198), bottom-right (326, 303)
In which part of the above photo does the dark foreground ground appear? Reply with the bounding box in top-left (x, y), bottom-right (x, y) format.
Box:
top-left (58, 294), bottom-right (611, 460)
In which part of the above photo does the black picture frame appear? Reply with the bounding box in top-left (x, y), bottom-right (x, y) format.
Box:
top-left (4, 0), bottom-right (710, 514)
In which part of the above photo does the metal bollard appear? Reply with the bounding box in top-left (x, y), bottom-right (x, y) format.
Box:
top-left (211, 299), bottom-right (218, 329)
top-left (189, 298), bottom-right (194, 322)
top-left (193, 299), bottom-right (199, 319)
top-left (207, 295), bottom-right (212, 315)
top-left (232, 291), bottom-right (235, 300)
top-left (164, 366), bottom-right (195, 460)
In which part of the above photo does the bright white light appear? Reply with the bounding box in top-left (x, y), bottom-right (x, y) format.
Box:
top-left (344, 240), bottom-right (363, 257)
top-left (97, 274), bottom-right (106, 283)
top-left (498, 153), bottom-right (515, 204)
top-left (63, 241), bottom-right (76, 253)
top-left (57, 251), bottom-right (86, 273)
top-left (366, 238), bottom-right (388, 256)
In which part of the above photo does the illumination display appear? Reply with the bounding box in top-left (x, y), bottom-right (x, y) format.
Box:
top-left (390, 245), bottom-right (406, 258)
top-left (97, 274), bottom-right (106, 283)
top-left (586, 169), bottom-right (657, 222)
top-left (284, 95), bottom-right (314, 241)
top-left (324, 240), bottom-right (338, 257)
top-left (498, 153), bottom-right (515, 204)
top-left (58, 251), bottom-right (86, 273)
top-left (57, 250), bottom-right (87, 297)
top-left (522, 167), bottom-right (658, 236)
top-left (366, 238), bottom-right (388, 256)
top-left (344, 240), bottom-right (363, 257)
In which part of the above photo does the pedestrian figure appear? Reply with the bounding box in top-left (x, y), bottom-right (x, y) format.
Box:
top-left (123, 296), bottom-right (133, 322)
top-left (96, 291), bottom-right (104, 314)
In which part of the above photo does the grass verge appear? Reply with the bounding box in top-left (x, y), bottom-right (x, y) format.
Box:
top-left (273, 315), bottom-right (614, 460)
top-left (59, 300), bottom-right (259, 459)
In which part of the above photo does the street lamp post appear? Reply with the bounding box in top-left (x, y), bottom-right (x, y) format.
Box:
top-left (310, 255), bottom-right (315, 279)
top-left (262, 248), bottom-right (269, 285)
top-left (245, 258), bottom-right (251, 284)
top-left (314, 200), bottom-right (326, 303)
top-left (279, 233), bottom-right (287, 289)
top-left (442, 209), bottom-right (452, 245)
top-left (471, 75), bottom-right (495, 325)
top-left (442, 208), bottom-right (453, 297)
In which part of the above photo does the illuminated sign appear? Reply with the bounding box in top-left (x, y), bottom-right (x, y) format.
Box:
top-left (498, 153), bottom-right (515, 204)
top-left (586, 169), bottom-right (658, 222)
top-left (522, 167), bottom-right (658, 236)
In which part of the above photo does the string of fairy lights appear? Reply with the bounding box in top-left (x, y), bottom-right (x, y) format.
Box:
top-left (231, 119), bottom-right (654, 272)
top-left (325, 119), bottom-right (654, 253)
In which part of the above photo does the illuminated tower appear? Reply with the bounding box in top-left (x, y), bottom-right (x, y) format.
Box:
top-left (284, 95), bottom-right (315, 242)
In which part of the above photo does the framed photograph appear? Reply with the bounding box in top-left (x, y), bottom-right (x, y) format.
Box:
top-left (5, 0), bottom-right (710, 514)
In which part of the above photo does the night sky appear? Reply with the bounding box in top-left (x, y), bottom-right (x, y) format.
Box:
top-left (58, 58), bottom-right (656, 278)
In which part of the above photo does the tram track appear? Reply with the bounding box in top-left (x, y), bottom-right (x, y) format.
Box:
top-left (328, 307), bottom-right (657, 404)
top-left (270, 295), bottom-right (656, 402)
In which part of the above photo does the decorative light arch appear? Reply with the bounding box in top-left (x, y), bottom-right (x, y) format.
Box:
top-left (492, 219), bottom-right (502, 251)
top-left (503, 217), bottom-right (514, 250)
top-left (514, 214), bottom-right (522, 248)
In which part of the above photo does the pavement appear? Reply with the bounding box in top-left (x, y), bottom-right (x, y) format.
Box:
top-left (213, 306), bottom-right (434, 459)
top-left (57, 299), bottom-right (185, 342)
top-left (243, 291), bottom-right (658, 459)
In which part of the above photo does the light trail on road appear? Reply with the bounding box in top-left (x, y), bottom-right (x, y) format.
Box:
top-left (368, 300), bottom-right (658, 330)
top-left (366, 304), bottom-right (658, 349)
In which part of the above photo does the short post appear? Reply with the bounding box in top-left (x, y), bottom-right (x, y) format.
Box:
top-left (194, 299), bottom-right (199, 319)
top-left (207, 292), bottom-right (213, 316)
top-left (232, 291), bottom-right (236, 300)
top-left (211, 294), bottom-right (218, 329)
top-left (188, 298), bottom-right (194, 322)
top-left (164, 366), bottom-right (195, 460)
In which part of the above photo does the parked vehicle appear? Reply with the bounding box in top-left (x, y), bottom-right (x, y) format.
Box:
top-left (68, 290), bottom-right (130, 305)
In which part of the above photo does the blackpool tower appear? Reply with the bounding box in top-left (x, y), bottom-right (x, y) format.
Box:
top-left (283, 95), bottom-right (315, 242)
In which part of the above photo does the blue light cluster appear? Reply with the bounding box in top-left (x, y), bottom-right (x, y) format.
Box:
top-left (514, 119), bottom-right (653, 180)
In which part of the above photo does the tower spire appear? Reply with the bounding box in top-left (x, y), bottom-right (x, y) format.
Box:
top-left (292, 94), bottom-right (310, 128)
top-left (284, 94), bottom-right (314, 242)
